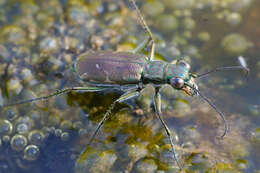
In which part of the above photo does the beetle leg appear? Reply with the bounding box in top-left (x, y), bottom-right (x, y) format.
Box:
top-left (133, 36), bottom-right (155, 62)
top-left (133, 36), bottom-right (150, 53)
top-left (153, 87), bottom-right (182, 170)
top-left (149, 40), bottom-right (155, 61)
top-left (117, 89), bottom-right (141, 102)
top-left (2, 86), bottom-right (106, 107)
top-left (129, 0), bottom-right (155, 61)
top-left (77, 89), bottom-right (141, 163)
top-left (86, 82), bottom-right (121, 88)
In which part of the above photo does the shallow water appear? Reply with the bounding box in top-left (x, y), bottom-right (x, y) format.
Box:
top-left (0, 0), bottom-right (259, 172)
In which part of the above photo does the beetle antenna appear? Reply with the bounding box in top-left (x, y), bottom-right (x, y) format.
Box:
top-left (196, 66), bottom-right (249, 78)
top-left (196, 56), bottom-right (249, 78)
top-left (192, 87), bottom-right (228, 139)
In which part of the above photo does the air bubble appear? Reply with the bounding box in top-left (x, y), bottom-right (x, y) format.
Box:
top-left (11, 134), bottom-right (28, 151)
top-left (24, 145), bottom-right (40, 161)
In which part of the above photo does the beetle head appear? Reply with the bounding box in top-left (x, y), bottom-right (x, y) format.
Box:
top-left (168, 60), bottom-right (198, 96)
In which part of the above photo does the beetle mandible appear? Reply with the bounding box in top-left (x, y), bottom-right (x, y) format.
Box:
top-left (1, 0), bottom-right (249, 170)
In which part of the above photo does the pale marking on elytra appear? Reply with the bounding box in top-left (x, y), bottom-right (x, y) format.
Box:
top-left (81, 72), bottom-right (88, 79)
top-left (104, 70), bottom-right (112, 83)
top-left (96, 64), bottom-right (100, 69)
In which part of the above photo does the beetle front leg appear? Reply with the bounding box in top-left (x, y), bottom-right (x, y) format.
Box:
top-left (153, 87), bottom-right (182, 170)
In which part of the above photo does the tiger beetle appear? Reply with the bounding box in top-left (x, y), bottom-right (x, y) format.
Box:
top-left (1, 0), bottom-right (249, 170)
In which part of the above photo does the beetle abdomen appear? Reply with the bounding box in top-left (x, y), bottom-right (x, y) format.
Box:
top-left (74, 51), bottom-right (147, 84)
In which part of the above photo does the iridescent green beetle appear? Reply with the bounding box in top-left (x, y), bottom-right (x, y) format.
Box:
top-left (2, 0), bottom-right (248, 170)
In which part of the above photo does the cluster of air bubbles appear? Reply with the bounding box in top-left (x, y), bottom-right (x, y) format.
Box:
top-left (0, 104), bottom-right (87, 166)
top-left (0, 108), bottom-right (42, 162)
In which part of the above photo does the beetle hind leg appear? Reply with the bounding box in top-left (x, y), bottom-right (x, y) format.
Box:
top-left (1, 86), bottom-right (106, 108)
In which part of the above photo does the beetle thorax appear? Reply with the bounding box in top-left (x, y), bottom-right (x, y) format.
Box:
top-left (142, 61), bottom-right (168, 84)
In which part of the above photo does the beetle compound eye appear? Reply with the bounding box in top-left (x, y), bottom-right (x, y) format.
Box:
top-left (178, 60), bottom-right (191, 71)
top-left (170, 78), bottom-right (184, 89)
